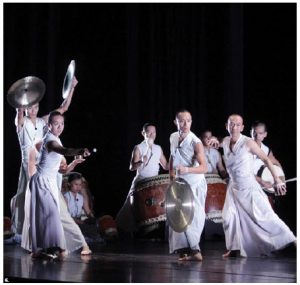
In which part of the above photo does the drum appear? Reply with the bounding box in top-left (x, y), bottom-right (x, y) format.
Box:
top-left (132, 174), bottom-right (170, 228)
top-left (257, 165), bottom-right (285, 194)
top-left (204, 174), bottom-right (227, 223)
top-left (4, 216), bottom-right (11, 234)
top-left (98, 215), bottom-right (118, 237)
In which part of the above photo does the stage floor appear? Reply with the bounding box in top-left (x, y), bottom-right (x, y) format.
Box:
top-left (3, 238), bottom-right (297, 283)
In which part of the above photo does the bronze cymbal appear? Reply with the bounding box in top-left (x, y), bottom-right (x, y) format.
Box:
top-left (165, 177), bottom-right (194, 233)
top-left (62, 60), bottom-right (76, 99)
top-left (7, 76), bottom-right (45, 108)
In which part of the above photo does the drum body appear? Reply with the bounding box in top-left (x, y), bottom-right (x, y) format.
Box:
top-left (257, 165), bottom-right (285, 194)
top-left (4, 216), bottom-right (11, 233)
top-left (132, 174), bottom-right (170, 228)
top-left (98, 215), bottom-right (118, 237)
top-left (204, 174), bottom-right (227, 223)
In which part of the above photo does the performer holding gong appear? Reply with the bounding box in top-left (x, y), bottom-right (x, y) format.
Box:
top-left (7, 61), bottom-right (78, 242)
top-left (168, 109), bottom-right (207, 261)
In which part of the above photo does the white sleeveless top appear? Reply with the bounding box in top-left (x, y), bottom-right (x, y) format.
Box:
top-left (252, 142), bottom-right (270, 174)
top-left (223, 134), bottom-right (255, 185)
top-left (37, 131), bottom-right (63, 179)
top-left (17, 116), bottom-right (46, 164)
top-left (170, 131), bottom-right (205, 185)
top-left (136, 141), bottom-right (162, 178)
top-left (204, 147), bottom-right (220, 174)
top-left (63, 191), bottom-right (84, 218)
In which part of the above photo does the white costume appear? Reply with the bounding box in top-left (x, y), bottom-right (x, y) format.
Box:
top-left (169, 131), bottom-right (207, 254)
top-left (222, 135), bottom-right (296, 257)
top-left (204, 147), bottom-right (221, 174)
top-left (22, 143), bottom-right (88, 253)
top-left (252, 142), bottom-right (270, 174)
top-left (11, 117), bottom-right (46, 235)
top-left (116, 140), bottom-right (163, 232)
top-left (64, 191), bottom-right (84, 218)
top-left (22, 132), bottom-right (66, 253)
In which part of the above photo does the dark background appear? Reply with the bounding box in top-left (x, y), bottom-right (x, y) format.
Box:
top-left (3, 3), bottom-right (296, 233)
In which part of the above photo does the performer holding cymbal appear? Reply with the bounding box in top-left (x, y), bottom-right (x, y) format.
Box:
top-left (7, 61), bottom-right (78, 243)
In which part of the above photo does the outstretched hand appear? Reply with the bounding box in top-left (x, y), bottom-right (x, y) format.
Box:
top-left (83, 148), bottom-right (91, 157)
top-left (275, 179), bottom-right (287, 196)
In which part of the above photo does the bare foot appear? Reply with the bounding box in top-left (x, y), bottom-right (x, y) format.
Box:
top-left (178, 252), bottom-right (203, 262)
top-left (178, 253), bottom-right (189, 261)
top-left (193, 252), bottom-right (203, 261)
top-left (222, 250), bottom-right (239, 258)
top-left (81, 245), bottom-right (92, 255)
top-left (58, 250), bottom-right (68, 259)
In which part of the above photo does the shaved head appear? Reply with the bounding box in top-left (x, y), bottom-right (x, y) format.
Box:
top-left (228, 114), bottom-right (243, 124)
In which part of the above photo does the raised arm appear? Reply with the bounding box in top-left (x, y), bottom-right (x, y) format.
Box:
top-left (15, 108), bottom-right (25, 132)
top-left (42, 77), bottom-right (78, 123)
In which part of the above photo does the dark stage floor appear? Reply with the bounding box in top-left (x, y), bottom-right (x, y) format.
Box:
top-left (3, 236), bottom-right (297, 283)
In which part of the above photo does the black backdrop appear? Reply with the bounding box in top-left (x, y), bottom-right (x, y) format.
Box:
top-left (3, 3), bottom-right (296, 233)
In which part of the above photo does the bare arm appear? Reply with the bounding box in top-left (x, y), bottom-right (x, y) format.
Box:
top-left (81, 189), bottom-right (94, 218)
top-left (129, 146), bottom-right (144, 171)
top-left (15, 108), bottom-right (25, 132)
top-left (159, 148), bottom-right (169, 170)
top-left (247, 139), bottom-right (286, 195)
top-left (176, 142), bottom-right (208, 175)
top-left (59, 156), bottom-right (85, 174)
top-left (216, 152), bottom-right (228, 179)
top-left (169, 155), bottom-right (175, 181)
top-left (46, 140), bottom-right (90, 157)
top-left (268, 150), bottom-right (282, 167)
top-left (41, 77), bottom-right (78, 123)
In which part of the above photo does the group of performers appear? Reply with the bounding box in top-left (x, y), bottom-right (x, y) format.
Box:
top-left (9, 77), bottom-right (92, 259)
top-left (7, 72), bottom-right (296, 262)
top-left (116, 110), bottom-right (296, 261)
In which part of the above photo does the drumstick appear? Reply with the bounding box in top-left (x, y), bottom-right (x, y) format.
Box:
top-left (262, 177), bottom-right (297, 192)
top-left (284, 177), bottom-right (297, 183)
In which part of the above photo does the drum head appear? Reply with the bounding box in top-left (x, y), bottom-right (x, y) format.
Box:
top-left (260, 165), bottom-right (285, 193)
top-left (165, 177), bottom-right (194, 233)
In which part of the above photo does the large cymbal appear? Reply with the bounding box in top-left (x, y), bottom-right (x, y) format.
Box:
top-left (7, 76), bottom-right (45, 108)
top-left (62, 60), bottom-right (76, 99)
top-left (165, 177), bottom-right (194, 233)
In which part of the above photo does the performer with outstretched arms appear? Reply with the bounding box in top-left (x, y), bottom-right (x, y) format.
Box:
top-left (22, 111), bottom-right (91, 258)
top-left (10, 76), bottom-right (78, 242)
top-left (221, 114), bottom-right (296, 257)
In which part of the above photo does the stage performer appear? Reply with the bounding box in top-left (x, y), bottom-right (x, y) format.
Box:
top-left (21, 111), bottom-right (91, 258)
top-left (10, 77), bottom-right (78, 242)
top-left (250, 120), bottom-right (283, 190)
top-left (200, 130), bottom-right (227, 178)
top-left (115, 123), bottom-right (168, 233)
top-left (221, 114), bottom-right (296, 257)
top-left (169, 110), bottom-right (207, 261)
